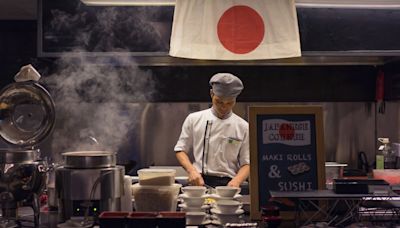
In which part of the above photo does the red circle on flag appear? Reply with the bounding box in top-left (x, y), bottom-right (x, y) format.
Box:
top-left (217, 5), bottom-right (265, 54)
top-left (279, 123), bottom-right (295, 140)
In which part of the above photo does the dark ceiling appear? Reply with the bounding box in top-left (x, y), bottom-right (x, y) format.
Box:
top-left (0, 0), bottom-right (37, 20)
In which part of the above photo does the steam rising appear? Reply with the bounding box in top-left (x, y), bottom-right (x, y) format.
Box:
top-left (44, 54), bottom-right (154, 163)
top-left (41, 4), bottom-right (165, 163)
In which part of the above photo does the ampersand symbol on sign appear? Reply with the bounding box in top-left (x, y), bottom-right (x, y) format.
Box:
top-left (268, 165), bottom-right (281, 178)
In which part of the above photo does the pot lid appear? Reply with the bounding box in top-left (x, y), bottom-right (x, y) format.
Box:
top-left (0, 81), bottom-right (55, 147)
top-left (62, 151), bottom-right (116, 168)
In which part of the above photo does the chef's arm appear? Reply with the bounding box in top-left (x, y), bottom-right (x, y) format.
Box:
top-left (228, 164), bottom-right (250, 187)
top-left (175, 151), bottom-right (204, 186)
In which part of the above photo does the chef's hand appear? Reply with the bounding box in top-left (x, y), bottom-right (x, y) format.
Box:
top-left (227, 164), bottom-right (250, 188)
top-left (188, 170), bottom-right (204, 186)
top-left (227, 179), bottom-right (241, 188)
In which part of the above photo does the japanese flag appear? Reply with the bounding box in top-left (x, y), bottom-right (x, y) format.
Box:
top-left (169, 0), bottom-right (301, 60)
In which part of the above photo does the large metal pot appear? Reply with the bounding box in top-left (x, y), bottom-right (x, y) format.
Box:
top-left (0, 150), bottom-right (47, 202)
top-left (62, 151), bottom-right (116, 168)
top-left (56, 151), bottom-right (124, 222)
top-left (0, 78), bottom-right (55, 226)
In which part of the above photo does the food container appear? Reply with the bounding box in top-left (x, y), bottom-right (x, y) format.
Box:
top-left (158, 212), bottom-right (186, 228)
top-left (132, 183), bottom-right (181, 211)
top-left (98, 211), bottom-right (129, 228)
top-left (127, 212), bottom-right (158, 227)
top-left (325, 162), bottom-right (347, 189)
top-left (137, 168), bottom-right (176, 186)
top-left (373, 169), bottom-right (400, 185)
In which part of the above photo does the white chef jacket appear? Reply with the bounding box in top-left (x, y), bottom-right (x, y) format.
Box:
top-left (174, 108), bottom-right (250, 178)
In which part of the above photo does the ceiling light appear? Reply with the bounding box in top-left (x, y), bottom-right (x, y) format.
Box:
top-left (80, 0), bottom-right (400, 8)
top-left (296, 0), bottom-right (400, 8)
top-left (81, 0), bottom-right (175, 6)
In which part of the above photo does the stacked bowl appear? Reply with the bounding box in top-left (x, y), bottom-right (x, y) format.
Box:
top-left (209, 186), bottom-right (244, 225)
top-left (178, 186), bottom-right (209, 225)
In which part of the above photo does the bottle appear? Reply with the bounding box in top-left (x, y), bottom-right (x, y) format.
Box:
top-left (377, 138), bottom-right (395, 169)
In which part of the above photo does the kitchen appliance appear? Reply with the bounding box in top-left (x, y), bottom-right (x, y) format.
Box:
top-left (333, 179), bottom-right (389, 194)
top-left (0, 79), bottom-right (55, 227)
top-left (55, 151), bottom-right (125, 222)
top-left (132, 168), bottom-right (181, 212)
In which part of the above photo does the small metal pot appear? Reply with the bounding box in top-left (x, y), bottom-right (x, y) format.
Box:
top-left (62, 151), bottom-right (116, 169)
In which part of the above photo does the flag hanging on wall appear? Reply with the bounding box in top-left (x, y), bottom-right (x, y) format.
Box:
top-left (169, 0), bottom-right (301, 60)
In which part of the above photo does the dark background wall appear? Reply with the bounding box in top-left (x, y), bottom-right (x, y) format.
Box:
top-left (2, 2), bottom-right (400, 171)
top-left (5, 1), bottom-right (400, 103)
top-left (0, 20), bottom-right (381, 103)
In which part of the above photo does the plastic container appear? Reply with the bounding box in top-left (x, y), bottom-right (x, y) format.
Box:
top-left (325, 162), bottom-right (347, 189)
top-left (132, 183), bottom-right (181, 211)
top-left (377, 138), bottom-right (396, 169)
top-left (137, 168), bottom-right (176, 186)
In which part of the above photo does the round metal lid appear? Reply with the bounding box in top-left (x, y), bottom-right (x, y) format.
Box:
top-left (62, 151), bottom-right (116, 168)
top-left (0, 81), bottom-right (55, 147)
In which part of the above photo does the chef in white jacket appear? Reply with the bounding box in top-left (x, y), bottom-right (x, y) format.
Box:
top-left (174, 73), bottom-right (250, 188)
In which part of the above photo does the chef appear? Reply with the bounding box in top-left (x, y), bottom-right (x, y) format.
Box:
top-left (174, 73), bottom-right (250, 188)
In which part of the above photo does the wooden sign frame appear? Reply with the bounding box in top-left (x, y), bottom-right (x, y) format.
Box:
top-left (249, 106), bottom-right (325, 220)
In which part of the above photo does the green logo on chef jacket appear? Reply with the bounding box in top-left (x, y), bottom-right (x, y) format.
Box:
top-left (228, 137), bottom-right (240, 145)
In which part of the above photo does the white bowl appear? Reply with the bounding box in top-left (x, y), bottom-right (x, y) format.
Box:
top-left (209, 193), bottom-right (242, 202)
top-left (211, 213), bottom-right (241, 225)
top-left (181, 186), bottom-right (207, 197)
top-left (215, 186), bottom-right (241, 197)
top-left (215, 200), bottom-right (242, 214)
top-left (186, 212), bottom-right (207, 225)
top-left (211, 207), bottom-right (244, 215)
top-left (178, 203), bottom-right (209, 212)
top-left (179, 194), bottom-right (206, 207)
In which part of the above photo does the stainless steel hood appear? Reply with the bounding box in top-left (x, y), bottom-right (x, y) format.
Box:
top-left (115, 55), bottom-right (392, 66)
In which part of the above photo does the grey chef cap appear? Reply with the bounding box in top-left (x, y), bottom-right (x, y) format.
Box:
top-left (209, 73), bottom-right (243, 98)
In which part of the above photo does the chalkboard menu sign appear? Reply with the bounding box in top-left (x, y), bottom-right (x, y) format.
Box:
top-left (249, 106), bottom-right (325, 220)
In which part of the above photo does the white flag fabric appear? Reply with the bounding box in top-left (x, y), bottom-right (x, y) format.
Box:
top-left (169, 0), bottom-right (301, 60)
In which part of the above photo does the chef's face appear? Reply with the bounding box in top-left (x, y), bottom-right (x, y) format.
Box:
top-left (210, 90), bottom-right (236, 118)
